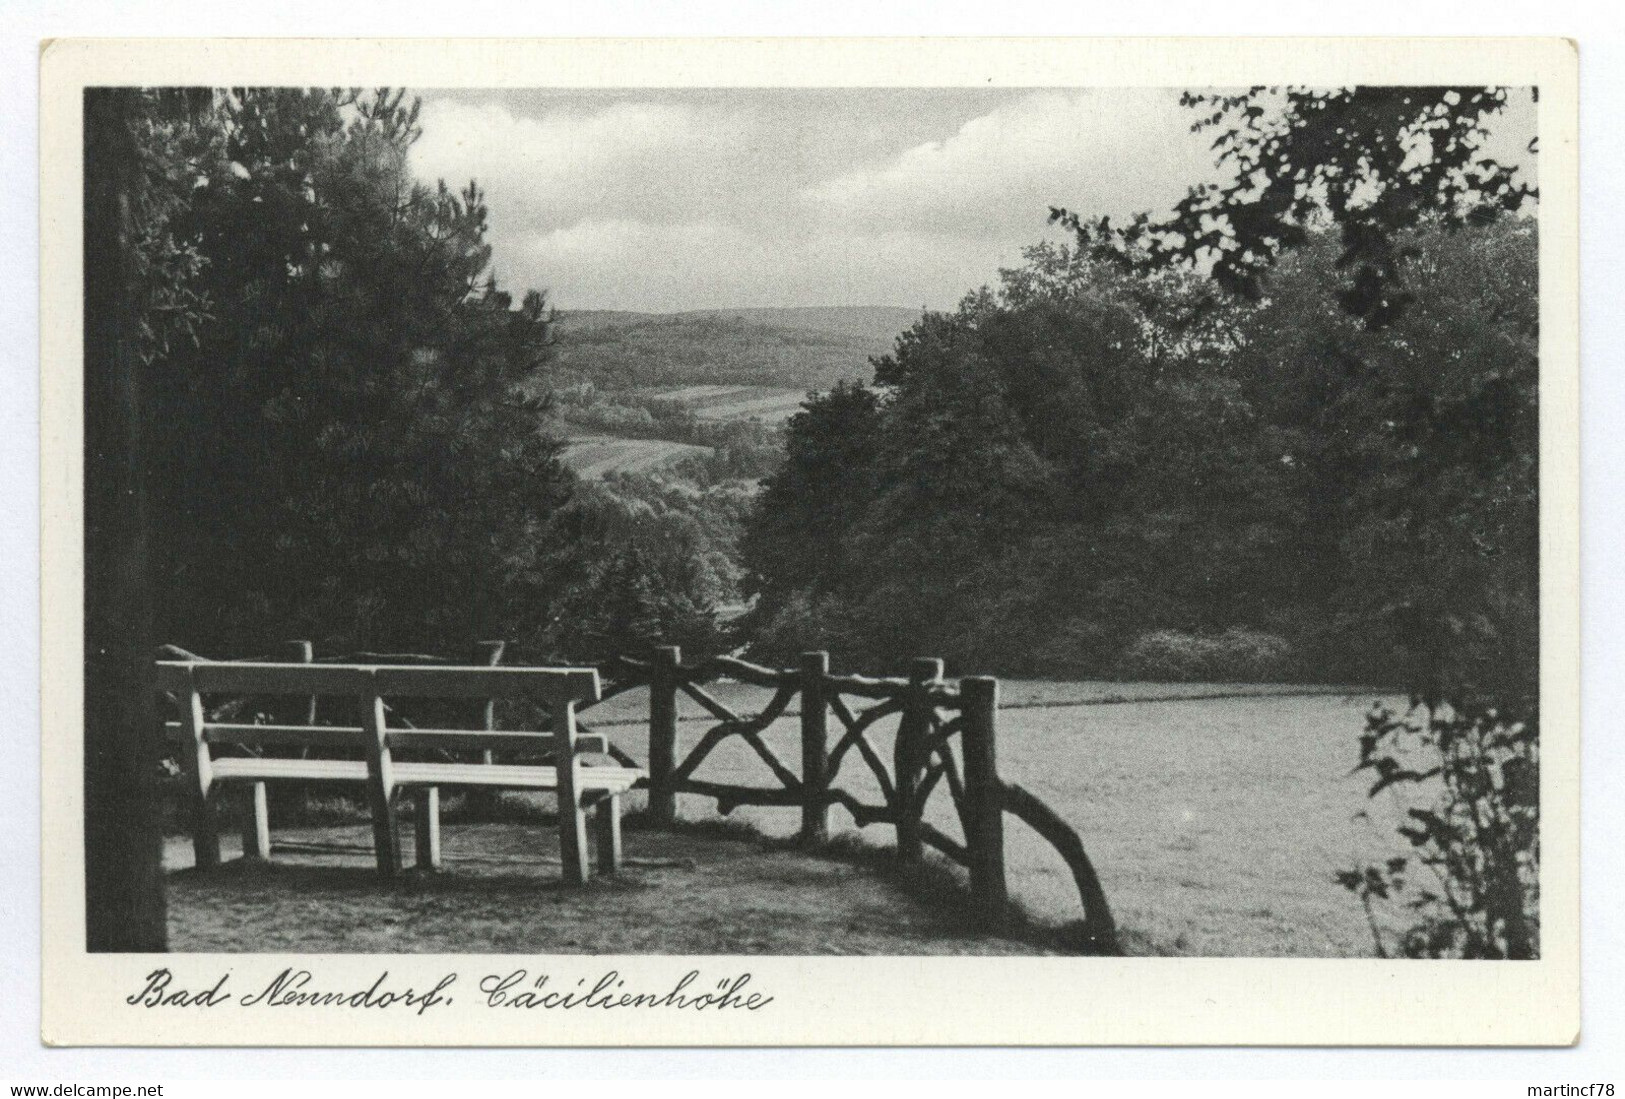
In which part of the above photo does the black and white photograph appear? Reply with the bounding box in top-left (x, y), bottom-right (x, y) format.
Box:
top-left (38, 36), bottom-right (1581, 1048)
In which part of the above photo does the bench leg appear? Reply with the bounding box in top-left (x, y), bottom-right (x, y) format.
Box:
top-left (191, 787), bottom-right (221, 871)
top-left (368, 788), bottom-right (403, 878)
top-left (594, 794), bottom-right (622, 876)
top-left (558, 792), bottom-right (591, 885)
top-left (413, 787), bottom-right (441, 870)
top-left (240, 781), bottom-right (271, 860)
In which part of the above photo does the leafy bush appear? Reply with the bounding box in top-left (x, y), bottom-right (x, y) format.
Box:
top-left (745, 591), bottom-right (858, 664)
top-left (1337, 697), bottom-right (1539, 959)
top-left (1116, 628), bottom-right (1295, 682)
top-left (541, 474), bottom-right (754, 662)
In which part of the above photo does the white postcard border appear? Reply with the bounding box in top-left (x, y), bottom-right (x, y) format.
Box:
top-left (38, 35), bottom-right (1581, 1047)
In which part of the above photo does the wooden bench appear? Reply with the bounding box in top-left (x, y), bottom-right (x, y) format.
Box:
top-left (155, 660), bottom-right (643, 882)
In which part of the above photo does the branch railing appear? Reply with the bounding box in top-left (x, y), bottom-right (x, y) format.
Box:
top-left (601, 644), bottom-right (1118, 951)
top-left (158, 639), bottom-right (1119, 952)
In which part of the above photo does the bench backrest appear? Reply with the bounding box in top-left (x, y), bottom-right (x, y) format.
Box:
top-left (156, 661), bottom-right (606, 799)
top-left (155, 661), bottom-right (600, 705)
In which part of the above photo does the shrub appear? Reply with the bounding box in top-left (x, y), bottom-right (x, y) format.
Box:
top-left (1116, 627), bottom-right (1295, 682)
top-left (1018, 616), bottom-right (1114, 678)
top-left (745, 591), bottom-right (870, 668)
top-left (1337, 696), bottom-right (1539, 959)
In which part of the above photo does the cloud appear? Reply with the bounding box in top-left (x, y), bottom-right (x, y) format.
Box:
top-left (801, 89), bottom-right (1216, 235)
top-left (407, 87), bottom-right (1539, 311)
top-left (501, 218), bottom-right (1042, 312)
top-left (411, 88), bottom-right (1218, 310)
top-left (409, 97), bottom-right (769, 236)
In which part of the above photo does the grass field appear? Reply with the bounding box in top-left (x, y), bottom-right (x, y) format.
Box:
top-left (165, 680), bottom-right (1408, 956)
top-left (555, 385), bottom-right (805, 477)
top-left (560, 434), bottom-right (712, 477)
top-left (648, 385), bottom-right (807, 423)
top-left (579, 679), bottom-right (1404, 957)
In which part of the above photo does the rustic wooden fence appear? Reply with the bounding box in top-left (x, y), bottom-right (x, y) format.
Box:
top-left (583, 645), bottom-right (1118, 952)
top-left (160, 640), bottom-right (1119, 952)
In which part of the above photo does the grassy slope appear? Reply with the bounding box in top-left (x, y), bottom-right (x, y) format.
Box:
top-left (164, 821), bottom-right (1054, 955)
top-left (647, 385), bottom-right (808, 423)
top-left (562, 305), bottom-right (922, 346)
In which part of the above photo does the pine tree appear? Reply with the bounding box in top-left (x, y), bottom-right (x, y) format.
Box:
top-left (136, 88), bottom-right (575, 656)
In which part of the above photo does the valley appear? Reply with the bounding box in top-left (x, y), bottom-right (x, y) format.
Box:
top-left (549, 305), bottom-right (914, 477)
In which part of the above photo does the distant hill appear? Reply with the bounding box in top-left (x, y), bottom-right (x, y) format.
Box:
top-left (562, 305), bottom-right (922, 345)
top-left (681, 306), bottom-right (924, 344)
top-left (547, 306), bottom-right (924, 392)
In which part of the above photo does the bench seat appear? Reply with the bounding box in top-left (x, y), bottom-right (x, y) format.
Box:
top-left (396, 762), bottom-right (640, 792)
top-left (210, 756), bottom-right (641, 793)
top-left (211, 757), bottom-right (367, 782)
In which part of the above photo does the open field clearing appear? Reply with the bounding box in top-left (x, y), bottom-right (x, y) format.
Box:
top-left (644, 384), bottom-right (759, 404)
top-left (561, 434), bottom-right (711, 477)
top-left (690, 391), bottom-right (807, 422)
top-left (646, 385), bottom-right (808, 423)
top-left (583, 680), bottom-right (1404, 956)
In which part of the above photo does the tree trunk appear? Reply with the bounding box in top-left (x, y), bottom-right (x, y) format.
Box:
top-left (83, 87), bottom-right (167, 951)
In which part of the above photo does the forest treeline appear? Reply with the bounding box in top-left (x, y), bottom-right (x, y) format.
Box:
top-left (549, 311), bottom-right (890, 391)
top-left (129, 86), bottom-right (1537, 696)
top-left (742, 223), bottom-right (1537, 691)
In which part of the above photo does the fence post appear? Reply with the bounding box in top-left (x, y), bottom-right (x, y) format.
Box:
top-left (799, 650), bottom-right (830, 846)
top-left (894, 657), bottom-right (942, 866)
top-left (961, 676), bottom-right (1008, 922)
top-left (460, 640), bottom-right (507, 822)
top-left (647, 645), bottom-right (682, 827)
top-left (472, 640), bottom-right (508, 748)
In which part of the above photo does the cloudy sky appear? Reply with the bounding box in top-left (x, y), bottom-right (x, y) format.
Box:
top-left (406, 87), bottom-right (1536, 314)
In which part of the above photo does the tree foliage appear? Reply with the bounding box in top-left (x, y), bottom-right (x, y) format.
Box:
top-left (1054, 87), bottom-right (1537, 328)
top-left (1045, 83), bottom-right (1542, 957)
top-left (132, 88), bottom-right (575, 655)
top-left (743, 219), bottom-right (1536, 687)
top-left (550, 473), bottom-right (749, 661)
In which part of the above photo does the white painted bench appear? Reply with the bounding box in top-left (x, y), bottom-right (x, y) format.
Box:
top-left (156, 660), bottom-right (643, 882)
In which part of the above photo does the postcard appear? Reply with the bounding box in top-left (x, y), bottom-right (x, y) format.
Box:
top-left (39, 35), bottom-right (1580, 1045)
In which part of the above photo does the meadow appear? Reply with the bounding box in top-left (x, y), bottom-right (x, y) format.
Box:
top-left (163, 678), bottom-right (1416, 955)
top-left (580, 680), bottom-right (1407, 957)
top-left (560, 434), bottom-right (713, 477)
top-left (546, 307), bottom-right (903, 478)
top-left (648, 385), bottom-right (807, 423)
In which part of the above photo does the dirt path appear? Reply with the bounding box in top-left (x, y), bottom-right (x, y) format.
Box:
top-left (164, 822), bottom-right (1055, 955)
